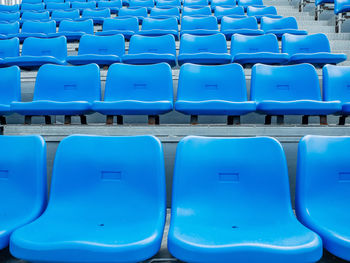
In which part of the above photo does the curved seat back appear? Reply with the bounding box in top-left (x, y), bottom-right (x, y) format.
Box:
top-left (78, 34), bottom-right (125, 56)
top-left (0, 37), bottom-right (19, 58)
top-left (98, 0), bottom-right (123, 9)
top-left (128, 34), bottom-right (176, 55)
top-left (102, 17), bottom-right (139, 31)
top-left (261, 16), bottom-right (299, 30)
top-left (20, 3), bottom-right (45, 11)
top-left (142, 17), bottom-right (178, 30)
top-left (129, 0), bottom-right (155, 8)
top-left (51, 9), bottom-right (80, 20)
top-left (0, 21), bottom-right (20, 35)
top-left (182, 6), bottom-right (212, 16)
top-left (211, 0), bottom-right (236, 9)
top-left (0, 66), bottom-right (21, 105)
top-left (323, 65), bottom-right (350, 103)
top-left (156, 0), bottom-right (181, 7)
top-left (181, 15), bottom-right (218, 30)
top-left (183, 0), bottom-right (208, 7)
top-left (0, 4), bottom-right (20, 12)
top-left (231, 33), bottom-right (280, 55)
top-left (58, 19), bottom-right (94, 33)
top-left (71, 1), bottom-right (96, 9)
top-left (282, 33), bottom-right (331, 55)
top-left (179, 33), bottom-right (228, 54)
top-left (0, 11), bottom-right (20, 21)
top-left (21, 20), bottom-right (56, 33)
top-left (82, 8), bottom-right (111, 18)
top-left (45, 2), bottom-right (70, 10)
top-left (247, 5), bottom-right (277, 16)
top-left (21, 10), bottom-right (50, 21)
top-left (150, 7), bottom-right (180, 17)
top-left (118, 7), bottom-right (148, 17)
top-left (221, 16), bottom-right (259, 30)
top-left (214, 6), bottom-right (245, 17)
top-left (22, 36), bottom-right (67, 59)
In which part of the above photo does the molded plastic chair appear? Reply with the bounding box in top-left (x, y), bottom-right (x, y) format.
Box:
top-left (156, 0), bottom-right (181, 9)
top-left (49, 19), bottom-right (94, 41)
top-left (20, 3), bottom-right (45, 12)
top-left (20, 10), bottom-right (50, 25)
top-left (0, 66), bottom-right (21, 122)
top-left (251, 63), bottom-right (342, 124)
top-left (22, 0), bottom-right (43, 4)
top-left (220, 16), bottom-right (264, 39)
top-left (0, 135), bottom-right (47, 249)
top-left (67, 34), bottom-right (124, 65)
top-left (150, 7), bottom-right (180, 21)
top-left (247, 6), bottom-right (281, 22)
top-left (0, 22), bottom-right (20, 39)
top-left (183, 0), bottom-right (208, 7)
top-left (45, 0), bottom-right (65, 3)
top-left (168, 135), bottom-right (323, 263)
top-left (282, 33), bottom-right (347, 66)
top-left (139, 17), bottom-right (178, 39)
top-left (0, 11), bottom-right (20, 22)
top-left (214, 6), bottom-right (246, 22)
top-left (93, 63), bottom-right (173, 123)
top-left (122, 34), bottom-right (176, 67)
top-left (231, 34), bottom-right (290, 65)
top-left (11, 64), bottom-right (100, 122)
top-left (211, 0), bottom-right (236, 10)
top-left (71, 1), bottom-right (97, 13)
top-left (335, 0), bottom-right (350, 14)
top-left (0, 4), bottom-right (19, 12)
top-left (181, 16), bottom-right (219, 36)
top-left (118, 7), bottom-right (148, 23)
top-left (182, 6), bottom-right (212, 16)
top-left (129, 0), bottom-right (155, 11)
top-left (96, 17), bottom-right (138, 39)
top-left (0, 37), bottom-right (19, 59)
top-left (16, 20), bottom-right (56, 41)
top-left (45, 2), bottom-right (70, 12)
top-left (323, 65), bottom-right (350, 124)
top-left (261, 17), bottom-right (308, 38)
top-left (81, 8), bottom-right (111, 24)
top-left (175, 64), bottom-right (255, 123)
top-left (2, 36), bottom-right (67, 68)
top-left (296, 135), bottom-right (350, 261)
top-left (10, 134), bottom-right (166, 262)
top-left (97, 0), bottom-right (122, 14)
top-left (237, 0), bottom-right (263, 10)
top-left (51, 9), bottom-right (80, 25)
top-left (178, 33), bottom-right (232, 65)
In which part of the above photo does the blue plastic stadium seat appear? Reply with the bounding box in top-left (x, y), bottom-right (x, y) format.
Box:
top-left (45, 0), bottom-right (65, 3)
top-left (178, 33), bottom-right (231, 65)
top-left (296, 135), bottom-right (350, 261)
top-left (231, 34), bottom-right (290, 65)
top-left (251, 64), bottom-right (341, 124)
top-left (0, 66), bottom-right (21, 121)
top-left (11, 134), bottom-right (166, 262)
top-left (70, 0), bottom-right (88, 2)
top-left (220, 16), bottom-right (264, 39)
top-left (175, 64), bottom-right (255, 123)
top-left (211, 0), bottom-right (236, 10)
top-left (181, 16), bottom-right (219, 36)
top-left (139, 17), bottom-right (178, 39)
top-left (16, 20), bottom-right (56, 42)
top-left (81, 8), bottom-right (111, 24)
top-left (0, 11), bottom-right (20, 23)
top-left (0, 22), bottom-right (20, 39)
top-left (122, 34), bottom-right (176, 66)
top-left (183, 0), bottom-right (208, 7)
top-left (118, 7), bottom-right (148, 23)
top-left (67, 34), bottom-right (124, 65)
top-left (2, 36), bottom-right (67, 68)
top-left (214, 6), bottom-right (246, 22)
top-left (51, 9), bottom-right (80, 25)
top-left (315, 0), bottom-right (334, 7)
top-left (0, 135), bottom-right (47, 249)
top-left (71, 1), bottom-right (97, 14)
top-left (20, 10), bottom-right (50, 25)
top-left (335, 0), bottom-right (350, 14)
top-left (0, 38), bottom-right (19, 59)
top-left (22, 0), bottom-right (43, 4)
top-left (0, 4), bottom-right (19, 12)
top-left (150, 7), bottom-right (180, 21)
top-left (247, 6), bottom-right (282, 22)
top-left (182, 6), bottom-right (212, 16)
top-left (93, 63), bottom-right (173, 122)
top-left (261, 17), bottom-right (308, 38)
top-left (156, 0), bottom-right (181, 8)
top-left (97, 0), bottom-right (122, 14)
top-left (323, 65), bottom-right (350, 122)
top-left (129, 0), bottom-right (154, 11)
top-left (48, 19), bottom-right (94, 41)
top-left (282, 33), bottom-right (347, 66)
top-left (168, 136), bottom-right (323, 263)
top-left (11, 64), bottom-right (100, 121)
top-left (95, 17), bottom-right (138, 39)
top-left (237, 0), bottom-right (263, 10)
top-left (45, 2), bottom-right (70, 12)
top-left (20, 3), bottom-right (45, 12)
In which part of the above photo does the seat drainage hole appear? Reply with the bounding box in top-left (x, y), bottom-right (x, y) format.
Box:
top-left (99, 224), bottom-right (105, 227)
top-left (232, 226), bottom-right (238, 229)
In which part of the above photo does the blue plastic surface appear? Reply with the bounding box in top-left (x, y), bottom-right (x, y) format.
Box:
top-left (129, 0), bottom-right (154, 11)
top-left (22, 0), bottom-right (43, 4)
top-left (139, 17), bottom-right (178, 39)
top-left (0, 4), bottom-right (19, 12)
top-left (0, 135), bottom-right (47, 250)
top-left (16, 20), bottom-right (56, 41)
top-left (231, 34), bottom-right (290, 65)
top-left (220, 16), bottom-right (264, 39)
top-left (237, 0), bottom-right (263, 10)
top-left (211, 0), bottom-right (236, 10)
top-left (156, 0), bottom-right (181, 8)
top-left (11, 63), bottom-right (100, 116)
top-left (182, 6), bottom-right (212, 16)
top-left (81, 8), bottom-right (111, 24)
top-left (178, 33), bottom-right (232, 65)
top-left (183, 0), bottom-right (208, 7)
top-left (45, 2), bottom-right (70, 11)
top-left (247, 6), bottom-right (281, 22)
top-left (10, 134), bottom-right (166, 263)
top-left (49, 19), bottom-right (94, 41)
top-left (0, 11), bottom-right (20, 23)
top-left (122, 34), bottom-right (176, 66)
top-left (168, 136), bottom-right (323, 263)
top-left (150, 7), bottom-right (180, 21)
top-left (71, 1), bottom-right (97, 13)
top-left (93, 63), bottom-right (173, 115)
top-left (95, 17), bottom-right (138, 39)
top-left (335, 0), bottom-right (350, 14)
top-left (175, 64), bottom-right (256, 115)
top-left (0, 66), bottom-right (21, 115)
top-left (118, 7), bottom-right (148, 22)
top-left (2, 36), bottom-right (67, 68)
top-left (20, 3), bottom-right (45, 11)
top-left (0, 37), bottom-right (19, 58)
top-left (261, 17), bottom-right (308, 38)
top-left (251, 63), bottom-right (342, 115)
top-left (20, 10), bottom-right (50, 22)
top-left (315, 0), bottom-right (333, 6)
top-left (214, 6), bottom-right (246, 22)
top-left (97, 0), bottom-right (122, 13)
top-left (181, 15), bottom-right (219, 35)
top-left (51, 9), bottom-right (80, 24)
top-left (296, 135), bottom-right (350, 261)
top-left (282, 33), bottom-right (347, 66)
top-left (0, 22), bottom-right (19, 39)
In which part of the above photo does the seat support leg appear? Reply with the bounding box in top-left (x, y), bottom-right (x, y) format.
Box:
top-left (227, 115), bottom-right (240, 125)
top-left (339, 115), bottom-right (347, 125)
top-left (315, 4), bottom-right (320, 20)
top-left (44, 116), bottom-right (51, 125)
top-left (0, 116), bottom-right (6, 125)
top-left (277, 115), bottom-right (284, 125)
top-left (148, 115), bottom-right (160, 125)
top-left (302, 115), bottom-right (309, 125)
top-left (336, 13), bottom-right (343, 33)
top-left (24, 115), bottom-right (32, 125)
top-left (64, 115), bottom-right (71, 125)
top-left (80, 115), bottom-right (87, 125)
top-left (190, 115), bottom-right (198, 125)
top-left (265, 115), bottom-right (272, 125)
top-left (117, 115), bottom-right (123, 125)
top-left (320, 115), bottom-right (328, 125)
top-left (106, 115), bottom-right (114, 125)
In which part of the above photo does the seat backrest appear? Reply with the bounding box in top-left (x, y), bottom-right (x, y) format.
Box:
top-left (58, 19), bottom-right (94, 34)
top-left (45, 2), bottom-right (70, 10)
top-left (214, 6), bottom-right (245, 16)
top-left (33, 63), bottom-right (100, 102)
top-left (78, 34), bottom-right (125, 56)
top-left (142, 17), bottom-right (178, 30)
top-left (211, 0), bottom-right (236, 8)
top-left (118, 7), bottom-right (148, 17)
top-left (251, 63), bottom-right (321, 102)
top-left (21, 36), bottom-right (67, 59)
top-left (180, 33), bottom-right (228, 53)
top-left (261, 16), bottom-right (298, 30)
top-left (129, 0), bottom-right (155, 7)
top-left (177, 63), bottom-right (247, 102)
top-left (104, 63), bottom-right (173, 102)
top-left (21, 20), bottom-right (56, 34)
top-left (171, 136), bottom-right (294, 223)
top-left (0, 37), bottom-right (19, 58)
top-left (237, 0), bottom-right (263, 6)
top-left (335, 0), bottom-right (348, 14)
top-left (296, 135), bottom-right (350, 221)
top-left (21, 10), bottom-right (50, 21)
top-left (183, 0), bottom-right (208, 6)
top-left (98, 0), bottom-right (123, 8)
top-left (22, 0), bottom-right (43, 4)
top-left (51, 9), bottom-right (80, 20)
top-left (323, 65), bottom-right (350, 103)
top-left (221, 16), bottom-right (258, 30)
top-left (150, 7), bottom-right (180, 17)
top-left (247, 5), bottom-right (277, 16)
top-left (71, 1), bottom-right (96, 8)
top-left (21, 3), bottom-right (45, 10)
top-left (282, 33), bottom-right (331, 55)
top-left (0, 21), bottom-right (20, 35)
top-left (182, 6), bottom-right (211, 16)
top-left (0, 66), bottom-right (21, 104)
top-left (156, 0), bottom-right (181, 7)
top-left (45, 0), bottom-right (65, 3)
top-left (70, 0), bottom-right (87, 2)
top-left (82, 8), bottom-right (111, 18)
top-left (231, 33), bottom-right (279, 55)
top-left (0, 4), bottom-right (19, 12)
top-left (0, 135), bottom-right (47, 222)
top-left (0, 11), bottom-right (20, 21)
top-left (102, 17), bottom-right (139, 31)
top-left (128, 34), bottom-right (176, 55)
top-left (181, 15), bottom-right (218, 30)
top-left (47, 135), bottom-right (165, 219)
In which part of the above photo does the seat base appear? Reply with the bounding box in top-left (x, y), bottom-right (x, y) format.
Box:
top-left (122, 53), bottom-right (176, 67)
top-left (232, 52), bottom-right (290, 65)
top-left (288, 53), bottom-right (347, 66)
top-left (66, 55), bottom-right (121, 66)
top-left (178, 53), bottom-right (232, 66)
